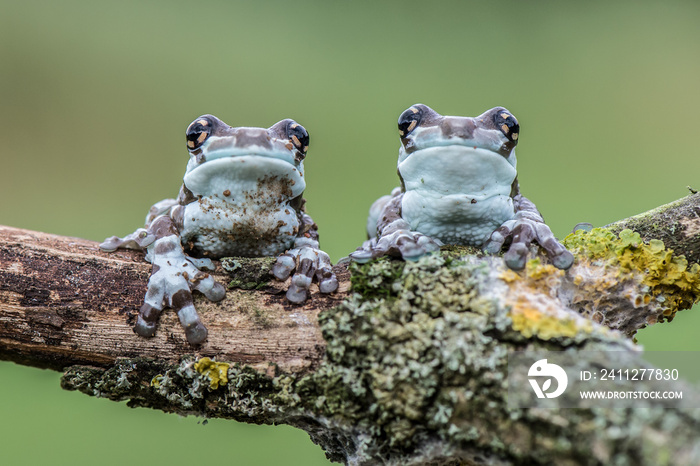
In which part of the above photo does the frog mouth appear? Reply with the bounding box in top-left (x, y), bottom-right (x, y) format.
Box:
top-left (184, 154), bottom-right (306, 198)
top-left (204, 146), bottom-right (298, 165)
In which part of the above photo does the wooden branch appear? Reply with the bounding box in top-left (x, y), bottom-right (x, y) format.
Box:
top-left (607, 192), bottom-right (700, 261)
top-left (2, 193), bottom-right (700, 465)
top-left (0, 225), bottom-right (348, 372)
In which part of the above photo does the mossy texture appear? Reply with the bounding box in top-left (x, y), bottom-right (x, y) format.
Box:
top-left (61, 248), bottom-right (700, 465)
top-left (606, 193), bottom-right (700, 261)
top-left (222, 256), bottom-right (276, 290)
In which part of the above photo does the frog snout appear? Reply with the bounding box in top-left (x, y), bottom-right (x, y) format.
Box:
top-left (440, 117), bottom-right (477, 140)
top-left (235, 128), bottom-right (273, 149)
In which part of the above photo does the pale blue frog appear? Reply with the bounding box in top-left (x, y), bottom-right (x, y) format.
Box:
top-left (351, 104), bottom-right (574, 270)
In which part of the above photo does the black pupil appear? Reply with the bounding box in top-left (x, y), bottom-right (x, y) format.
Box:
top-left (187, 123), bottom-right (207, 142)
top-left (495, 112), bottom-right (519, 142)
top-left (291, 126), bottom-right (309, 150)
top-left (398, 109), bottom-right (420, 135)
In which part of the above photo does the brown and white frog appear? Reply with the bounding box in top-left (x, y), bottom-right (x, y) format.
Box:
top-left (101, 115), bottom-right (338, 344)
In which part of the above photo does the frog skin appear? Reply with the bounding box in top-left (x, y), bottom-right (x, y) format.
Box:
top-left (100, 115), bottom-right (338, 345)
top-left (350, 104), bottom-right (574, 271)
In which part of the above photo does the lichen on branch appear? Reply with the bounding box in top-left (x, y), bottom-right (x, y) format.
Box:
top-left (564, 228), bottom-right (700, 325)
top-left (62, 244), bottom-right (700, 465)
top-left (5, 193), bottom-right (700, 465)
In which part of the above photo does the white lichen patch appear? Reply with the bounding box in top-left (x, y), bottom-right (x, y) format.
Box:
top-left (561, 260), bottom-right (663, 334)
top-left (472, 257), bottom-right (605, 343)
top-left (561, 228), bottom-right (700, 336)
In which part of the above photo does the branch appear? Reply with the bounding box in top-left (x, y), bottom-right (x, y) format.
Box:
top-left (2, 193), bottom-right (700, 465)
top-left (0, 225), bottom-right (348, 372)
top-left (607, 192), bottom-right (700, 259)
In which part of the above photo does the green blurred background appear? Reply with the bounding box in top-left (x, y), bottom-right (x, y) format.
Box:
top-left (1, 0), bottom-right (699, 464)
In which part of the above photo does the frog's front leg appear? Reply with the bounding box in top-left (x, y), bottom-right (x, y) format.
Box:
top-left (349, 192), bottom-right (442, 263)
top-left (271, 214), bottom-right (339, 303)
top-left (138, 216), bottom-right (226, 344)
top-left (484, 194), bottom-right (574, 270)
top-left (99, 199), bottom-right (178, 252)
top-left (100, 214), bottom-right (226, 345)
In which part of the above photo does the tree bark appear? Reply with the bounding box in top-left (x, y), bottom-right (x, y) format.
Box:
top-left (2, 193), bottom-right (700, 465)
top-left (0, 225), bottom-right (348, 373)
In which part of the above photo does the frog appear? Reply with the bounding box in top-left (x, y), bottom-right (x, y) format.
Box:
top-left (100, 115), bottom-right (338, 345)
top-left (350, 104), bottom-right (574, 271)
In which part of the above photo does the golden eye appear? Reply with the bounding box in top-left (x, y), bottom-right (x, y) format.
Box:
top-left (494, 110), bottom-right (519, 144)
top-left (186, 116), bottom-right (214, 150)
top-left (398, 105), bottom-right (422, 137)
top-left (288, 121), bottom-right (309, 155)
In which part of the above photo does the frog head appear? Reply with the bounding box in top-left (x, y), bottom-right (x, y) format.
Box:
top-left (181, 115), bottom-right (308, 199)
top-left (395, 104), bottom-right (520, 197)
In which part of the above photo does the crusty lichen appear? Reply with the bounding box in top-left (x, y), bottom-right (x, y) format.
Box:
top-left (561, 228), bottom-right (700, 333)
top-left (194, 357), bottom-right (229, 390)
top-left (501, 258), bottom-right (596, 341)
top-left (606, 193), bottom-right (700, 260)
top-left (497, 228), bottom-right (700, 339)
top-left (301, 250), bottom-right (698, 464)
top-left (564, 229), bottom-right (700, 291)
top-left (63, 357), bottom-right (297, 422)
top-left (60, 242), bottom-right (700, 465)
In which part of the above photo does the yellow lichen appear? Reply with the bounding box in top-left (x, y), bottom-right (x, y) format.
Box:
top-left (194, 357), bottom-right (230, 390)
top-left (501, 257), bottom-right (591, 340)
top-left (525, 258), bottom-right (565, 281)
top-left (504, 270), bottom-right (594, 341)
top-left (151, 375), bottom-right (163, 388)
top-left (563, 228), bottom-right (700, 316)
top-left (509, 305), bottom-right (589, 340)
top-left (500, 269), bottom-right (520, 283)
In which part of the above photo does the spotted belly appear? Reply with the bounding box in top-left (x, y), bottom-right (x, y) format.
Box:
top-left (179, 198), bottom-right (300, 258)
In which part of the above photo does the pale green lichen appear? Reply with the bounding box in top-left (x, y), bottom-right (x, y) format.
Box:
top-left (60, 245), bottom-right (700, 465)
top-left (304, 251), bottom-right (627, 462)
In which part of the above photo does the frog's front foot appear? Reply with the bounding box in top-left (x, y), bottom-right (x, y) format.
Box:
top-left (484, 214), bottom-right (574, 271)
top-left (349, 229), bottom-right (442, 263)
top-left (137, 221), bottom-right (226, 345)
top-left (272, 245), bottom-right (338, 303)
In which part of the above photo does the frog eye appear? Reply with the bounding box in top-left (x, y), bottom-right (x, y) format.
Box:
top-left (186, 116), bottom-right (214, 150)
top-left (493, 110), bottom-right (519, 144)
top-left (398, 106), bottom-right (422, 137)
top-left (288, 122), bottom-right (309, 155)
